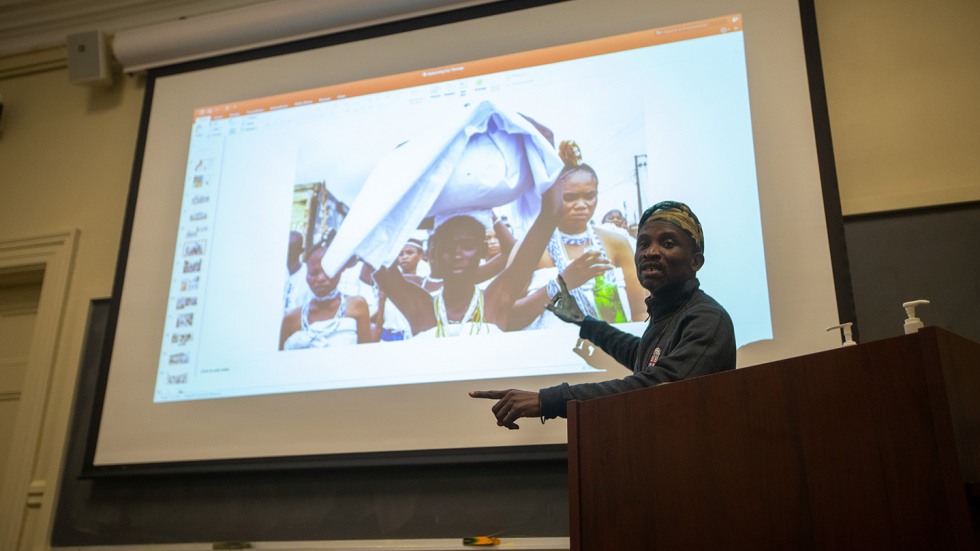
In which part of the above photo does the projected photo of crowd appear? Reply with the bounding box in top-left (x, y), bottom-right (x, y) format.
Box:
top-left (279, 101), bottom-right (651, 351)
top-left (149, 19), bottom-right (772, 404)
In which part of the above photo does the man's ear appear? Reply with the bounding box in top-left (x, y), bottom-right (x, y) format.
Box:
top-left (691, 251), bottom-right (705, 272)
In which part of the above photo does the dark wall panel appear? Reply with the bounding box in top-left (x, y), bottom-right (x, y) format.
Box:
top-left (53, 300), bottom-right (568, 546)
top-left (844, 202), bottom-right (980, 344)
top-left (54, 201), bottom-right (980, 545)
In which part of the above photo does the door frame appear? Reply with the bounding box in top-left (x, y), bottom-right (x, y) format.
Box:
top-left (0, 230), bottom-right (78, 549)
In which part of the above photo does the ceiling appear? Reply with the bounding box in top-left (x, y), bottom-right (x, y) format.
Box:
top-left (0, 0), bottom-right (497, 76)
top-left (0, 0), bottom-right (275, 57)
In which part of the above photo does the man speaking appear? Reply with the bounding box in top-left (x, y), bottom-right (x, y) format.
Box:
top-left (471, 201), bottom-right (736, 428)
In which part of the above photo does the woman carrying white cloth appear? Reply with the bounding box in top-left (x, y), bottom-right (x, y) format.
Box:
top-left (505, 141), bottom-right (647, 330)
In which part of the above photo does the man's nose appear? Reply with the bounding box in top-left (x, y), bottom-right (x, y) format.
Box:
top-left (640, 245), bottom-right (660, 258)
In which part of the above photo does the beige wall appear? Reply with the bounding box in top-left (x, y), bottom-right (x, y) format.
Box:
top-left (0, 0), bottom-right (976, 546)
top-left (816, 0), bottom-right (980, 215)
top-left (0, 54), bottom-right (144, 549)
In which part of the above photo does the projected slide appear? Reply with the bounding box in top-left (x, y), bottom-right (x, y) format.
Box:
top-left (154, 14), bottom-right (770, 402)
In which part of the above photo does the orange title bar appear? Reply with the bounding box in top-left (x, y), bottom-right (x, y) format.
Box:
top-left (195, 14), bottom-right (743, 121)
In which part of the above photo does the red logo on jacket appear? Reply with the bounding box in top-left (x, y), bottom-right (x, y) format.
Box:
top-left (648, 347), bottom-right (661, 367)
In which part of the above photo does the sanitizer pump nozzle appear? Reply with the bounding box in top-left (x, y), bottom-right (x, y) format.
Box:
top-left (826, 322), bottom-right (857, 347)
top-left (902, 300), bottom-right (930, 334)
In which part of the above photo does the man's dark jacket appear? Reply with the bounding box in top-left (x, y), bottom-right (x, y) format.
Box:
top-left (539, 278), bottom-right (736, 419)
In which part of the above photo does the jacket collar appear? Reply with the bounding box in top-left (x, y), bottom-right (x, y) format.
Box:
top-left (645, 278), bottom-right (700, 319)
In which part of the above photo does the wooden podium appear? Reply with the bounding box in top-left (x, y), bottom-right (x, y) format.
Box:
top-left (567, 327), bottom-right (979, 550)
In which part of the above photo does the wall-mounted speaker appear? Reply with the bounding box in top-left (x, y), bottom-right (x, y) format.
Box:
top-left (66, 30), bottom-right (113, 86)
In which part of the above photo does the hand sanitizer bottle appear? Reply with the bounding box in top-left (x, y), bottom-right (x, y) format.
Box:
top-left (902, 300), bottom-right (930, 334)
top-left (826, 322), bottom-right (857, 347)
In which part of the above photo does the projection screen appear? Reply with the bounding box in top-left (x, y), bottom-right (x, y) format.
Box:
top-left (92, 0), bottom-right (848, 470)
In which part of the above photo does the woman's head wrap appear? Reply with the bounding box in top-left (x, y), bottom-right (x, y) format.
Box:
top-left (556, 140), bottom-right (598, 182)
top-left (638, 201), bottom-right (704, 252)
top-left (405, 237), bottom-right (425, 252)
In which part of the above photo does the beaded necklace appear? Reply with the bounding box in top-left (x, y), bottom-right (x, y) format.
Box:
top-left (432, 286), bottom-right (488, 337)
top-left (311, 289), bottom-right (340, 303)
top-left (559, 230), bottom-right (591, 246)
top-left (546, 225), bottom-right (618, 318)
top-left (301, 293), bottom-right (346, 332)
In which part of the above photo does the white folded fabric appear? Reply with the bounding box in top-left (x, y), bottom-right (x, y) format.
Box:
top-left (320, 100), bottom-right (563, 277)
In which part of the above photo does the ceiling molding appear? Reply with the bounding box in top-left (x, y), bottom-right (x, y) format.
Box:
top-left (0, 0), bottom-right (272, 58)
top-left (112, 0), bottom-right (500, 73)
top-left (0, 46), bottom-right (67, 79)
top-left (0, 0), bottom-right (501, 76)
